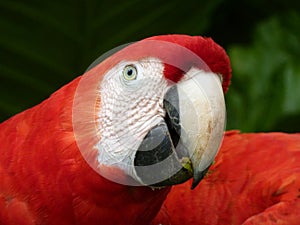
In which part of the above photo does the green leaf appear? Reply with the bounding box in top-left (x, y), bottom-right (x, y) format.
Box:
top-left (226, 11), bottom-right (300, 132)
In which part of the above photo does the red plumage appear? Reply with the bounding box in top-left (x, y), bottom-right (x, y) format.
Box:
top-left (0, 77), bottom-right (169, 225)
top-left (152, 131), bottom-right (300, 225)
top-left (147, 35), bottom-right (231, 92)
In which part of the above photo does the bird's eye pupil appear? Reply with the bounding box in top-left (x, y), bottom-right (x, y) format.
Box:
top-left (127, 69), bottom-right (133, 76)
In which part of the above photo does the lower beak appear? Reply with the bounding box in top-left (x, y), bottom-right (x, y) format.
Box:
top-left (134, 68), bottom-right (226, 189)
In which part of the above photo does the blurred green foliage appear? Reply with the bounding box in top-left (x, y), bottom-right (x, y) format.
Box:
top-left (0, 0), bottom-right (299, 132)
top-left (227, 11), bottom-right (300, 132)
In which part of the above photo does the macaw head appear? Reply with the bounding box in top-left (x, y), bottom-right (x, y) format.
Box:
top-left (73, 35), bottom-right (231, 189)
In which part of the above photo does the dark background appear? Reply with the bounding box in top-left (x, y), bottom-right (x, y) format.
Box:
top-left (0, 0), bottom-right (299, 132)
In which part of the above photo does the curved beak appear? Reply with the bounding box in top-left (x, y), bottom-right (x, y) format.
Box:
top-left (176, 68), bottom-right (226, 189)
top-left (134, 68), bottom-right (226, 189)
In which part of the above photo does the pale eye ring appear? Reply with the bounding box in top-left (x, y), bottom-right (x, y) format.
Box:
top-left (123, 65), bottom-right (138, 81)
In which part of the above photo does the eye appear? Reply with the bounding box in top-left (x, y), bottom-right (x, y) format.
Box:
top-left (123, 65), bottom-right (138, 81)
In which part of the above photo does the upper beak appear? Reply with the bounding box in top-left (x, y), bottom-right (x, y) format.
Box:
top-left (134, 68), bottom-right (226, 189)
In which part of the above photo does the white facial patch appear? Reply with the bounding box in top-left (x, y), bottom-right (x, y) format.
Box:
top-left (96, 57), bottom-right (168, 178)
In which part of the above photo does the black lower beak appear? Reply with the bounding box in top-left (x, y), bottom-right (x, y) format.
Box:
top-left (134, 122), bottom-right (193, 186)
top-left (191, 165), bottom-right (211, 189)
top-left (134, 86), bottom-right (195, 187)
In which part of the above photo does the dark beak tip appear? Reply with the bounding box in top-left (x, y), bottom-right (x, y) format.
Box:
top-left (190, 166), bottom-right (211, 190)
top-left (191, 175), bottom-right (202, 190)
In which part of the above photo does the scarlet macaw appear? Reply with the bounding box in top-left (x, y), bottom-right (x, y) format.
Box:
top-left (0, 34), bottom-right (230, 225)
top-left (1, 34), bottom-right (299, 225)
